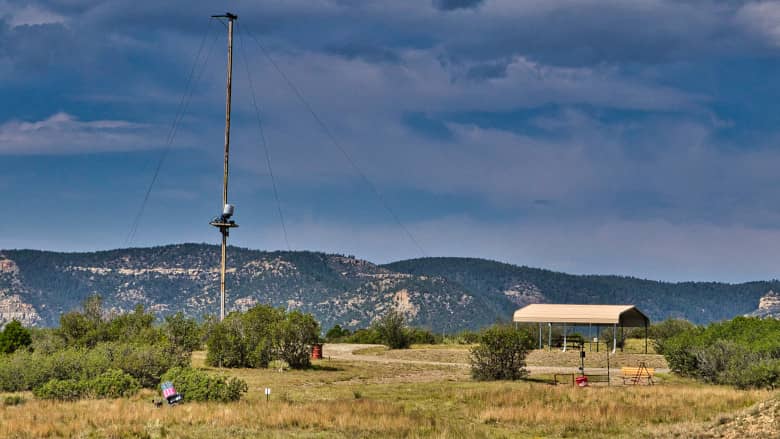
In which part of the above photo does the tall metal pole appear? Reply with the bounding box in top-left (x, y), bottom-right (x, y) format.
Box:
top-left (210, 12), bottom-right (239, 322)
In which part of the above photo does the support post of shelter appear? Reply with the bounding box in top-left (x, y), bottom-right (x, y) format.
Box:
top-left (562, 323), bottom-right (567, 352)
top-left (612, 323), bottom-right (617, 354)
top-left (548, 323), bottom-right (552, 352)
top-left (538, 323), bottom-right (542, 349)
top-left (644, 321), bottom-right (648, 354)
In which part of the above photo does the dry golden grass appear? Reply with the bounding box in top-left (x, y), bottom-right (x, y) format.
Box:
top-left (0, 350), bottom-right (770, 438)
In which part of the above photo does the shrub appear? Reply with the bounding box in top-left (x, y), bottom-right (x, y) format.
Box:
top-left (0, 320), bottom-right (32, 354)
top-left (650, 319), bottom-right (697, 354)
top-left (0, 342), bottom-right (182, 392)
top-left (372, 310), bottom-right (410, 349)
top-left (443, 330), bottom-right (481, 344)
top-left (163, 312), bottom-right (202, 354)
top-left (325, 324), bottom-right (351, 341)
top-left (98, 342), bottom-right (184, 388)
top-left (406, 328), bottom-right (440, 345)
top-left (470, 325), bottom-right (534, 381)
top-left (3, 395), bottom-right (24, 406)
top-left (33, 379), bottom-right (86, 401)
top-left (343, 328), bottom-right (383, 345)
top-left (88, 369), bottom-right (140, 398)
top-left (276, 311), bottom-right (319, 369)
top-left (206, 305), bottom-right (319, 369)
top-left (160, 367), bottom-right (247, 402)
top-left (661, 317), bottom-right (780, 388)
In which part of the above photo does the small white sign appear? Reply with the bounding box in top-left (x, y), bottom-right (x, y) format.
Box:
top-left (264, 387), bottom-right (271, 395)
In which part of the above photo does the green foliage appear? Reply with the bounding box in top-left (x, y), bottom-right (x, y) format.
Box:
top-left (33, 379), bottom-right (86, 401)
top-left (442, 330), bottom-right (481, 344)
top-left (163, 312), bottom-right (202, 354)
top-left (470, 325), bottom-right (534, 381)
top-left (3, 395), bottom-right (24, 406)
top-left (0, 320), bottom-right (32, 354)
top-left (406, 327), bottom-right (440, 345)
top-left (31, 370), bottom-right (140, 401)
top-left (342, 328), bottom-right (383, 344)
top-left (56, 296), bottom-right (164, 348)
top-left (0, 342), bottom-right (183, 392)
top-left (649, 319), bottom-right (697, 354)
top-left (662, 317), bottom-right (780, 388)
top-left (372, 310), bottom-right (410, 349)
top-left (206, 304), bottom-right (320, 369)
top-left (160, 367), bottom-right (247, 402)
top-left (325, 324), bottom-right (351, 341)
top-left (276, 311), bottom-right (320, 368)
top-left (88, 369), bottom-right (141, 398)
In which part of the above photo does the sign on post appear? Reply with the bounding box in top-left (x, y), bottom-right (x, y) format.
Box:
top-left (264, 387), bottom-right (271, 402)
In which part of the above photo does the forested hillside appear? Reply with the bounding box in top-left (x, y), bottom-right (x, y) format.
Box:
top-left (384, 257), bottom-right (779, 324)
top-left (0, 245), bottom-right (776, 331)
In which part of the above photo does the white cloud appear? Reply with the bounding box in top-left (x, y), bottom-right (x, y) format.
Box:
top-left (736, 1), bottom-right (780, 47)
top-left (0, 2), bottom-right (65, 27)
top-left (0, 112), bottom-right (157, 154)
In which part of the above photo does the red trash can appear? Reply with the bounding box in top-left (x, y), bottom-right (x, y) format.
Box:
top-left (575, 376), bottom-right (589, 387)
top-left (311, 343), bottom-right (323, 359)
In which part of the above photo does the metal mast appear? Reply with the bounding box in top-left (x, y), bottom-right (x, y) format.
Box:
top-left (209, 12), bottom-right (238, 321)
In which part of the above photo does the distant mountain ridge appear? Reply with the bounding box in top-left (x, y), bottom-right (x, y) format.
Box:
top-left (0, 244), bottom-right (777, 331)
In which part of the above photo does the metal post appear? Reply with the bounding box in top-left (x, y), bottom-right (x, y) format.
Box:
top-left (562, 323), bottom-right (567, 352)
top-left (210, 12), bottom-right (238, 322)
top-left (645, 321), bottom-right (648, 354)
top-left (612, 323), bottom-right (617, 354)
top-left (620, 323), bottom-right (624, 352)
top-left (538, 323), bottom-right (542, 349)
top-left (222, 16), bottom-right (234, 209)
top-left (548, 323), bottom-right (552, 352)
top-left (220, 15), bottom-right (234, 322)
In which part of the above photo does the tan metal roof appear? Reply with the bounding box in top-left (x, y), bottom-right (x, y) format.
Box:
top-left (513, 304), bottom-right (649, 326)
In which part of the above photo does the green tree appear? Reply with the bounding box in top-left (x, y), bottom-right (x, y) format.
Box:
top-left (470, 325), bottom-right (534, 381)
top-left (163, 312), bottom-right (201, 354)
top-left (205, 305), bottom-right (320, 369)
top-left (0, 320), bottom-right (32, 354)
top-left (276, 310), bottom-right (320, 369)
top-left (373, 310), bottom-right (410, 349)
top-left (325, 324), bottom-right (350, 341)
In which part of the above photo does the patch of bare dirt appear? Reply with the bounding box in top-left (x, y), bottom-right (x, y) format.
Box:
top-left (695, 396), bottom-right (780, 439)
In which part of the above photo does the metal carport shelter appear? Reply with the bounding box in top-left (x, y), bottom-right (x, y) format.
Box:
top-left (512, 304), bottom-right (651, 353)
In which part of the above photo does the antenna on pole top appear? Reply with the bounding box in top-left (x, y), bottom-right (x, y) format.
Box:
top-left (209, 12), bottom-right (239, 322)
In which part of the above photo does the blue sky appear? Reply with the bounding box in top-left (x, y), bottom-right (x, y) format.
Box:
top-left (3, 0), bottom-right (780, 282)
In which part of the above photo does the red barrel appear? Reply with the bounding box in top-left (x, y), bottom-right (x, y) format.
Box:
top-left (311, 343), bottom-right (323, 359)
top-left (575, 376), bottom-right (588, 387)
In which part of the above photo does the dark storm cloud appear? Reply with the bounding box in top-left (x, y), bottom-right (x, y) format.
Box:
top-left (3, 0), bottom-right (780, 280)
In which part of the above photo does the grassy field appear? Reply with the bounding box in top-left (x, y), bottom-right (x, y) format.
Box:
top-left (0, 349), bottom-right (771, 438)
top-left (354, 340), bottom-right (668, 369)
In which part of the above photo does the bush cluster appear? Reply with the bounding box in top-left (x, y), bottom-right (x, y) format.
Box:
top-left (326, 310), bottom-right (441, 349)
top-left (0, 320), bottom-right (32, 354)
top-left (32, 369), bottom-right (140, 400)
top-left (0, 295), bottom-right (199, 401)
top-left (160, 367), bottom-right (247, 402)
top-left (206, 304), bottom-right (320, 369)
top-left (0, 342), bottom-right (183, 392)
top-left (470, 325), bottom-right (534, 381)
top-left (662, 317), bottom-right (780, 389)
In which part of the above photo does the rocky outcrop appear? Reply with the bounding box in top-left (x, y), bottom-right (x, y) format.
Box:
top-left (502, 282), bottom-right (545, 307)
top-left (748, 290), bottom-right (780, 318)
top-left (0, 293), bottom-right (41, 327)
